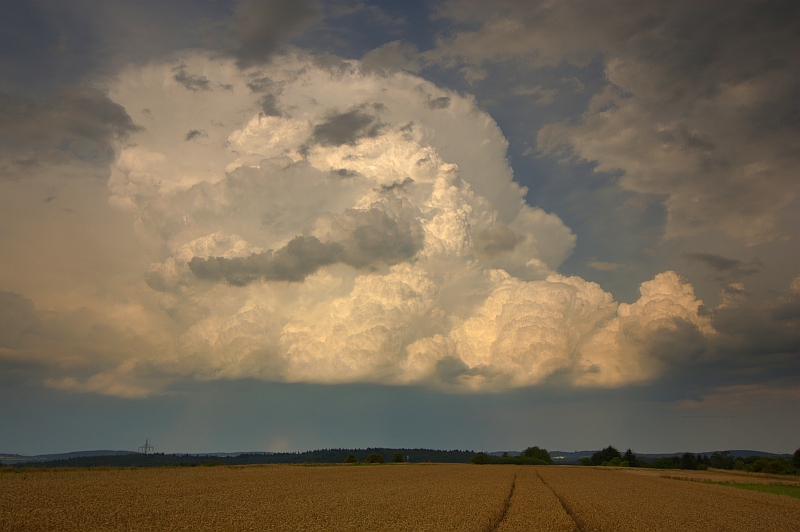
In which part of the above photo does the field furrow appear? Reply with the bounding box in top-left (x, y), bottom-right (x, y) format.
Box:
top-left (495, 467), bottom-right (577, 531)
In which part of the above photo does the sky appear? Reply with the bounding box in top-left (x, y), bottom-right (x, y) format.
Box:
top-left (0, 0), bottom-right (798, 456)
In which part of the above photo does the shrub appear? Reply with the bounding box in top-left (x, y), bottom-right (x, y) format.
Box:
top-left (578, 457), bottom-right (592, 466)
top-left (652, 457), bottom-right (678, 469)
top-left (392, 453), bottom-right (404, 463)
top-left (344, 454), bottom-right (359, 464)
top-left (469, 452), bottom-right (490, 465)
top-left (751, 458), bottom-right (796, 475)
top-left (680, 453), bottom-right (698, 470)
top-left (522, 446), bottom-right (553, 465)
top-left (364, 453), bottom-right (385, 464)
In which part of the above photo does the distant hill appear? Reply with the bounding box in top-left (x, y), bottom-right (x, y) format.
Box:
top-left (1, 450), bottom-right (135, 465)
top-left (488, 451), bottom-right (521, 457)
top-left (3, 447), bottom-right (790, 468)
top-left (548, 449), bottom-right (791, 464)
top-left (635, 450), bottom-right (788, 460)
top-left (4, 448), bottom-right (477, 468)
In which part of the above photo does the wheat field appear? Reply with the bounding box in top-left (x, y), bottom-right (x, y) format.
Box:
top-left (535, 466), bottom-right (800, 531)
top-left (2, 464), bottom-right (799, 531)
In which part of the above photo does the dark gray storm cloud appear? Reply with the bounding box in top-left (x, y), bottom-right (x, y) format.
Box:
top-left (709, 292), bottom-right (800, 384)
top-left (258, 94), bottom-right (281, 117)
top-left (427, 96), bottom-right (450, 109)
top-left (771, 292), bottom-right (800, 322)
top-left (246, 76), bottom-right (273, 93)
top-left (0, 87), bottom-right (139, 176)
top-left (334, 208), bottom-right (423, 268)
top-left (605, 284), bottom-right (799, 402)
top-left (430, 356), bottom-right (509, 390)
top-left (184, 129), bottom-right (207, 142)
top-left (189, 208), bottom-right (423, 285)
top-left (231, 0), bottom-right (320, 69)
top-left (310, 109), bottom-right (383, 146)
top-left (642, 318), bottom-right (707, 366)
top-left (172, 65), bottom-right (211, 92)
top-left (0, 1), bottom-right (230, 98)
top-left (190, 235), bottom-right (337, 285)
top-left (330, 168), bottom-right (359, 178)
top-left (683, 252), bottom-right (763, 278)
top-left (638, 281), bottom-right (799, 397)
top-left (473, 223), bottom-right (523, 259)
top-left (380, 177), bottom-right (413, 192)
top-left (184, 129), bottom-right (208, 141)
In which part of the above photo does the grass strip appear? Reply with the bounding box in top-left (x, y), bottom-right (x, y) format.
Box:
top-left (715, 482), bottom-right (800, 499)
top-left (661, 474), bottom-right (800, 499)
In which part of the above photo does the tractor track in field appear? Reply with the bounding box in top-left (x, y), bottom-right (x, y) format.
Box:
top-left (487, 470), bottom-right (517, 531)
top-left (535, 469), bottom-right (582, 531)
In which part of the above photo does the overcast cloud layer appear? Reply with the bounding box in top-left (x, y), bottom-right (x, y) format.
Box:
top-left (0, 0), bottom-right (797, 453)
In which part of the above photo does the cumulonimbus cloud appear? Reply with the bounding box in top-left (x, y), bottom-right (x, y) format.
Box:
top-left (60, 51), bottom-right (719, 396)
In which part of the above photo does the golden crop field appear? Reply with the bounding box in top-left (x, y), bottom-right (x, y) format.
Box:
top-left (535, 466), bottom-right (800, 531)
top-left (2, 464), bottom-right (799, 531)
top-left (624, 466), bottom-right (800, 486)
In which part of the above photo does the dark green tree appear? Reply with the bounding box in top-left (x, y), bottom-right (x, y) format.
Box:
top-left (469, 452), bottom-right (490, 464)
top-left (680, 452), bottom-right (698, 470)
top-left (622, 449), bottom-right (638, 467)
top-left (759, 458), bottom-right (795, 475)
top-left (522, 446), bottom-right (553, 465)
top-left (365, 453), bottom-right (385, 464)
top-left (392, 452), bottom-right (404, 463)
top-left (652, 456), bottom-right (679, 469)
top-left (710, 451), bottom-right (735, 470)
top-left (344, 454), bottom-right (359, 464)
top-left (591, 446), bottom-right (621, 466)
top-left (793, 448), bottom-right (800, 469)
top-left (578, 457), bottom-right (592, 466)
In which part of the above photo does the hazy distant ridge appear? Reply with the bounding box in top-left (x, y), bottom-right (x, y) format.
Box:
top-left (1, 448), bottom-right (790, 466)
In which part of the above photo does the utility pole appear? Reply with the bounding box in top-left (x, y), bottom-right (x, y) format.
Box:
top-left (138, 439), bottom-right (154, 455)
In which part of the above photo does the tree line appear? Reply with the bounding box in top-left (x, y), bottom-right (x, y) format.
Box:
top-left (5, 448), bottom-right (477, 468)
top-left (469, 446), bottom-right (553, 465)
top-left (5, 445), bottom-right (797, 473)
top-left (577, 446), bottom-right (800, 475)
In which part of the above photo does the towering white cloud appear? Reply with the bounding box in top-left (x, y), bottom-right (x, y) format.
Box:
top-left (73, 52), bottom-right (717, 394)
